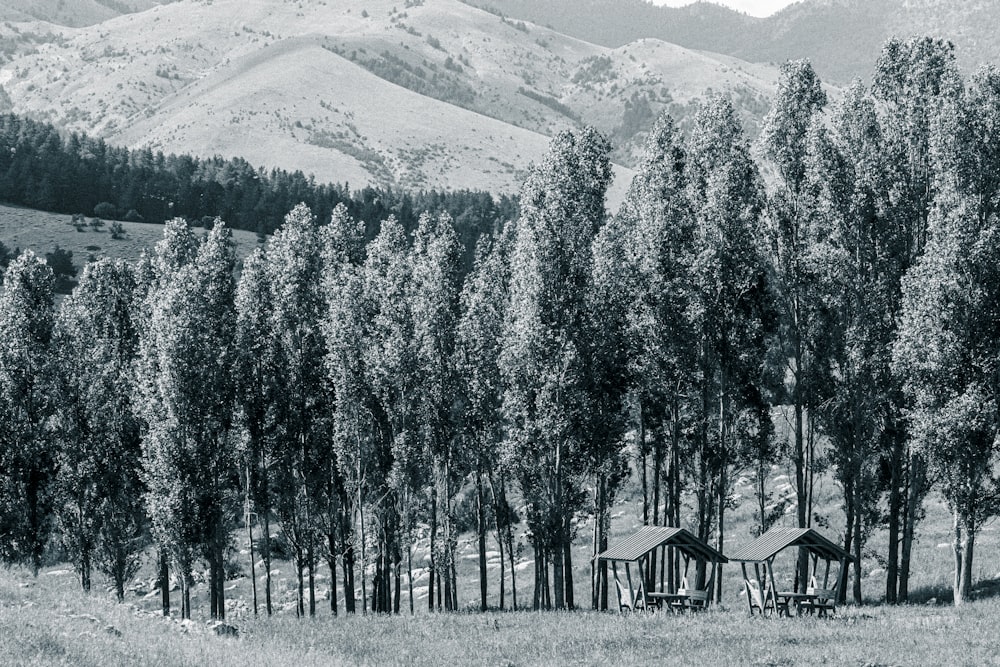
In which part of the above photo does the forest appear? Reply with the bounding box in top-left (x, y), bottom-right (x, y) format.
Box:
top-left (1, 35), bottom-right (999, 622)
top-left (0, 112), bottom-right (516, 269)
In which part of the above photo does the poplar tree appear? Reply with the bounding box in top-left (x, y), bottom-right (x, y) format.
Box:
top-left (758, 60), bottom-right (829, 591)
top-left (138, 220), bottom-right (238, 620)
top-left (235, 247), bottom-right (279, 615)
top-left (457, 229), bottom-right (519, 611)
top-left (500, 127), bottom-right (612, 610)
top-left (410, 212), bottom-right (464, 611)
top-left (613, 113), bottom-right (696, 600)
top-left (686, 99), bottom-right (773, 601)
top-left (267, 203), bottom-right (333, 617)
top-left (321, 204), bottom-right (369, 615)
top-left (807, 82), bottom-right (898, 604)
top-left (362, 215), bottom-right (415, 614)
top-left (53, 259), bottom-right (143, 600)
top-left (872, 36), bottom-right (963, 602)
top-left (0, 251), bottom-right (56, 575)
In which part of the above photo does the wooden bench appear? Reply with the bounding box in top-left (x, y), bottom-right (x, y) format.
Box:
top-left (745, 578), bottom-right (787, 616)
top-left (802, 578), bottom-right (837, 616)
top-left (615, 578), bottom-right (648, 612)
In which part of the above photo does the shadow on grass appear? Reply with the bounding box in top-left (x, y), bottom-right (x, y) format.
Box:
top-left (903, 578), bottom-right (1000, 605)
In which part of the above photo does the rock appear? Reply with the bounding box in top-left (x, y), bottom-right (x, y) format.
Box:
top-left (213, 623), bottom-right (239, 638)
top-left (926, 597), bottom-right (937, 605)
top-left (104, 625), bottom-right (122, 637)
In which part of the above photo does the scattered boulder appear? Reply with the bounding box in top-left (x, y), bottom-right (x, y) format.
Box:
top-left (211, 622), bottom-right (239, 638)
top-left (104, 625), bottom-right (122, 637)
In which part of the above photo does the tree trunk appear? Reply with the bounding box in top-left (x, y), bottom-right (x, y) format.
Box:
top-left (885, 429), bottom-right (903, 604)
top-left (428, 485), bottom-right (437, 612)
top-left (308, 541), bottom-right (316, 617)
top-left (407, 541), bottom-right (414, 615)
top-left (639, 405), bottom-right (648, 526)
top-left (852, 489), bottom-right (863, 605)
top-left (899, 452), bottom-right (924, 602)
top-left (477, 469), bottom-right (488, 611)
top-left (563, 536), bottom-right (574, 610)
top-left (959, 519), bottom-right (975, 605)
top-left (263, 513), bottom-right (273, 616)
top-left (341, 493), bottom-right (355, 614)
top-left (296, 546), bottom-right (305, 618)
top-left (953, 511), bottom-right (964, 605)
top-left (159, 549), bottom-right (170, 617)
top-left (794, 402), bottom-right (809, 594)
top-left (248, 512), bottom-right (258, 615)
top-left (328, 533), bottom-right (338, 616)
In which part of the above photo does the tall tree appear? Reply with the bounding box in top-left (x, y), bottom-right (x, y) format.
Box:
top-left (686, 99), bottom-right (773, 601)
top-left (138, 220), bottom-right (238, 620)
top-left (321, 204), bottom-right (369, 616)
top-left (267, 203), bottom-right (334, 618)
top-left (457, 228), bottom-right (518, 611)
top-left (234, 247), bottom-right (279, 615)
top-left (0, 251), bottom-right (56, 575)
top-left (410, 212), bottom-right (464, 611)
top-left (500, 127), bottom-right (612, 610)
top-left (758, 60), bottom-right (829, 592)
top-left (610, 112), bottom-right (694, 605)
top-left (894, 191), bottom-right (1000, 605)
top-left (361, 215), bottom-right (415, 614)
top-left (872, 36), bottom-right (963, 603)
top-left (53, 259), bottom-right (144, 600)
top-left (807, 82), bottom-right (899, 604)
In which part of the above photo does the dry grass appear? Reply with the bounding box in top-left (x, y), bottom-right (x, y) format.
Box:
top-left (3, 564), bottom-right (999, 667)
top-left (0, 204), bottom-right (262, 274)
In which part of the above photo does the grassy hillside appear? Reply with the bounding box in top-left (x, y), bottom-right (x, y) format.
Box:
top-left (0, 203), bottom-right (261, 273)
top-left (0, 0), bottom-right (782, 204)
top-left (0, 0), bottom-right (162, 27)
top-left (470, 0), bottom-right (1000, 84)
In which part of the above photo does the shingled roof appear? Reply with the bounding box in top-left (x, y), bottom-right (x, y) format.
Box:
top-left (728, 527), bottom-right (853, 563)
top-left (595, 526), bottom-right (727, 563)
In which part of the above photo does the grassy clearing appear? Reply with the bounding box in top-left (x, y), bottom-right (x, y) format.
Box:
top-left (0, 203), bottom-right (262, 272)
top-left (2, 564), bottom-right (999, 666)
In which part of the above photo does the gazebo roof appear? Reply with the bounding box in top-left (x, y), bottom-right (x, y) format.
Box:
top-left (595, 526), bottom-right (727, 564)
top-left (728, 527), bottom-right (853, 563)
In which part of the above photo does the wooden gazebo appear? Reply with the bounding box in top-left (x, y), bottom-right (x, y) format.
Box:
top-left (729, 527), bottom-right (852, 616)
top-left (595, 526), bottom-right (727, 611)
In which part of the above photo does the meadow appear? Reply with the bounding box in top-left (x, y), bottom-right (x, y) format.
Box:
top-left (3, 560), bottom-right (1000, 667)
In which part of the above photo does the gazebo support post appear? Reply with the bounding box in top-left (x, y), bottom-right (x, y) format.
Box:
top-left (625, 562), bottom-right (636, 609)
top-left (660, 545), bottom-right (666, 594)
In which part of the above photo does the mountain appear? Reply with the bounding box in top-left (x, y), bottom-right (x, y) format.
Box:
top-left (0, 0), bottom-right (166, 27)
top-left (0, 0), bottom-right (783, 205)
top-left (466, 0), bottom-right (1000, 84)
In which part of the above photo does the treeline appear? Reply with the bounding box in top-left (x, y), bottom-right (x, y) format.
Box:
top-left (0, 112), bottom-right (516, 266)
top-left (2, 36), bottom-right (1000, 621)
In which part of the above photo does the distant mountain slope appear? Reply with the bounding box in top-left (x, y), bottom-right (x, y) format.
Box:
top-left (467, 0), bottom-right (1000, 83)
top-left (0, 0), bottom-right (784, 203)
top-left (0, 0), bottom-right (163, 27)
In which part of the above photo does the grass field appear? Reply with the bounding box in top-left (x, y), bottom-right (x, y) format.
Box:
top-left (0, 203), bottom-right (262, 274)
top-left (3, 562), bottom-right (1000, 667)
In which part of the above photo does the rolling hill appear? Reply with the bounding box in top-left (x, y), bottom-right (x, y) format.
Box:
top-left (0, 0), bottom-right (785, 207)
top-left (468, 0), bottom-right (1000, 84)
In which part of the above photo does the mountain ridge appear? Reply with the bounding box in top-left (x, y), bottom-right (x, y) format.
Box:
top-left (466, 0), bottom-right (1000, 83)
top-left (0, 0), bottom-right (786, 204)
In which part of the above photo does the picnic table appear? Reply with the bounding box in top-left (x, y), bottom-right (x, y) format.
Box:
top-left (776, 591), bottom-right (817, 617)
top-left (647, 588), bottom-right (709, 612)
